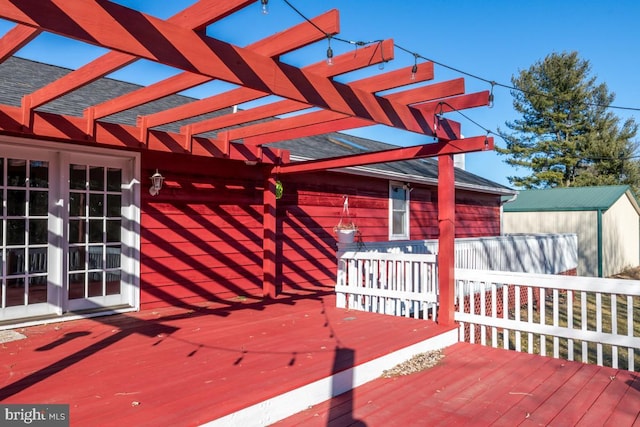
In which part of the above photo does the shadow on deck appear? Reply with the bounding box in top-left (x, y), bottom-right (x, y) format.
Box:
top-left (0, 290), bottom-right (456, 426)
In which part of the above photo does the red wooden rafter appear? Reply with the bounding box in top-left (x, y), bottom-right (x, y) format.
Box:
top-left (142, 38), bottom-right (398, 142)
top-left (88, 10), bottom-right (341, 129)
top-left (21, 0), bottom-right (255, 115)
top-left (277, 136), bottom-right (494, 174)
top-left (0, 0), bottom-right (458, 142)
top-left (0, 24), bottom-right (40, 61)
top-left (223, 78), bottom-right (466, 144)
top-left (0, 0), bottom-right (495, 167)
top-left (180, 40), bottom-right (418, 138)
top-left (0, 0), bottom-right (497, 303)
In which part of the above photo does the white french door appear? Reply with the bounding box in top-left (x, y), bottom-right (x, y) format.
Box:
top-left (0, 140), bottom-right (139, 323)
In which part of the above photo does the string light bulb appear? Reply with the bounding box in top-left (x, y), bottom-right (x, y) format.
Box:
top-left (484, 133), bottom-right (490, 150)
top-left (326, 36), bottom-right (334, 66)
top-left (260, 0), bottom-right (269, 15)
top-left (411, 54), bottom-right (419, 80)
top-left (488, 81), bottom-right (495, 108)
top-left (433, 102), bottom-right (444, 134)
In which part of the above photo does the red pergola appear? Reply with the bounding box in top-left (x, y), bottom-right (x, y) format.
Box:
top-left (0, 0), bottom-right (495, 325)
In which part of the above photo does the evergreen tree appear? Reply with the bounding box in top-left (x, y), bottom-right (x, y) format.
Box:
top-left (496, 51), bottom-right (640, 192)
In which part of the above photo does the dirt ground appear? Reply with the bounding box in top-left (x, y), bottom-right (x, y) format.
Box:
top-left (610, 266), bottom-right (640, 280)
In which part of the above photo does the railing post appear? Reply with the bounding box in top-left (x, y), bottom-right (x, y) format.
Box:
top-left (438, 153), bottom-right (456, 326)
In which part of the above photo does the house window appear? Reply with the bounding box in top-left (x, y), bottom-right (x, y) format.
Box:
top-left (389, 182), bottom-right (410, 240)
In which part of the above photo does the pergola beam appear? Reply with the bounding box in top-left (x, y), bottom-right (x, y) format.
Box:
top-left (22, 0), bottom-right (256, 112)
top-left (277, 136), bottom-right (493, 175)
top-left (149, 38), bottom-right (395, 132)
top-left (225, 77), bottom-right (466, 143)
top-left (182, 42), bottom-right (417, 137)
top-left (0, 0), bottom-right (448, 139)
top-left (0, 24), bottom-right (40, 61)
top-left (88, 9), bottom-right (340, 122)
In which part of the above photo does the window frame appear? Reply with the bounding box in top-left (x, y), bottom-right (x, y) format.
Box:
top-left (388, 181), bottom-right (410, 240)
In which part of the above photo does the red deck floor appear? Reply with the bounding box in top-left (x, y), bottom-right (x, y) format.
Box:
top-left (276, 342), bottom-right (640, 426)
top-left (0, 290), bottom-right (453, 426)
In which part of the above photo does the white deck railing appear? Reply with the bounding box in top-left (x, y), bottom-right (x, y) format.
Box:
top-left (339, 233), bottom-right (578, 274)
top-left (455, 269), bottom-right (640, 371)
top-left (336, 251), bottom-right (438, 321)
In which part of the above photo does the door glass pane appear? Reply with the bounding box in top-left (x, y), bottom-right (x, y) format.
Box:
top-left (88, 246), bottom-right (103, 269)
top-left (5, 278), bottom-right (25, 306)
top-left (28, 276), bottom-right (47, 304)
top-left (69, 164), bottom-right (86, 190)
top-left (69, 220), bottom-right (85, 244)
top-left (107, 194), bottom-right (121, 216)
top-left (69, 192), bottom-right (85, 216)
top-left (29, 161), bottom-right (49, 188)
top-left (88, 272), bottom-right (103, 297)
top-left (89, 166), bottom-right (104, 191)
top-left (29, 219), bottom-right (48, 244)
top-left (89, 219), bottom-right (103, 243)
top-left (106, 271), bottom-right (121, 295)
top-left (7, 159), bottom-right (26, 187)
top-left (106, 246), bottom-right (121, 269)
top-left (29, 191), bottom-right (48, 216)
top-left (68, 273), bottom-right (85, 300)
top-left (106, 220), bottom-right (120, 242)
top-left (0, 158), bottom-right (4, 186)
top-left (106, 168), bottom-right (121, 192)
top-left (89, 194), bottom-right (104, 216)
top-left (29, 248), bottom-right (48, 273)
top-left (69, 247), bottom-right (86, 271)
top-left (7, 219), bottom-right (25, 245)
top-left (7, 190), bottom-right (26, 216)
top-left (7, 248), bottom-right (25, 275)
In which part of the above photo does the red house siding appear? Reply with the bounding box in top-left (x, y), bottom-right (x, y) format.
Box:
top-left (139, 152), bottom-right (503, 309)
top-left (140, 152), bottom-right (265, 309)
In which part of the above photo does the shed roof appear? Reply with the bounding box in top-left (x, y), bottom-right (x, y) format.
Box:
top-left (503, 185), bottom-right (637, 212)
top-left (0, 56), bottom-right (514, 196)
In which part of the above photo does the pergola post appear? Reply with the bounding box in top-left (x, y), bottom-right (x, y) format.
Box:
top-left (263, 169), bottom-right (279, 298)
top-left (438, 153), bottom-right (456, 326)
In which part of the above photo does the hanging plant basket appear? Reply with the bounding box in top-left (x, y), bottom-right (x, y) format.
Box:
top-left (334, 195), bottom-right (359, 244)
top-left (335, 227), bottom-right (357, 244)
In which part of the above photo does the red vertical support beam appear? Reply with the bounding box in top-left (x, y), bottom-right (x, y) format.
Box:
top-left (263, 170), bottom-right (278, 298)
top-left (438, 154), bottom-right (456, 326)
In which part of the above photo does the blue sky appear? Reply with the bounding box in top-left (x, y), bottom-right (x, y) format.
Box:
top-left (2, 0), bottom-right (639, 187)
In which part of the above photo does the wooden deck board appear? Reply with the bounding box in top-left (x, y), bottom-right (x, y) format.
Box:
top-left (0, 291), bottom-right (453, 426)
top-left (3, 293), bottom-right (638, 426)
top-left (276, 343), bottom-right (640, 427)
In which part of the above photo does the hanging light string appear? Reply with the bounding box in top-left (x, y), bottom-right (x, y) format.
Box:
top-left (272, 0), bottom-right (640, 162)
top-left (437, 100), bottom-right (640, 162)
top-left (276, 0), bottom-right (640, 113)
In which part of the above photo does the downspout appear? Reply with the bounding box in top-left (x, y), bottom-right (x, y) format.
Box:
top-left (499, 192), bottom-right (518, 236)
top-left (597, 209), bottom-right (603, 278)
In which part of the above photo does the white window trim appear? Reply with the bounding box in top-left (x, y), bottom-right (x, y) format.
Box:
top-left (388, 181), bottom-right (410, 240)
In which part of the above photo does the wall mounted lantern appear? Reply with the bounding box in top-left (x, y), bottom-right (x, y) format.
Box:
top-left (149, 169), bottom-right (164, 196)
